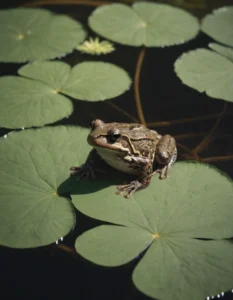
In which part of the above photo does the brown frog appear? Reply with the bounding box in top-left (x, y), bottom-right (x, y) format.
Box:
top-left (70, 119), bottom-right (177, 198)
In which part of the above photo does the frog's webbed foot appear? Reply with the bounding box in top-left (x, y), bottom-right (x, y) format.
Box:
top-left (116, 180), bottom-right (144, 199)
top-left (70, 162), bottom-right (96, 180)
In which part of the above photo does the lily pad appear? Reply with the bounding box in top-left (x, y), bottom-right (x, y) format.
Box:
top-left (209, 43), bottom-right (233, 62)
top-left (0, 125), bottom-right (90, 248)
top-left (174, 48), bottom-right (233, 102)
top-left (76, 225), bottom-right (153, 267)
top-left (0, 8), bottom-right (86, 62)
top-left (89, 2), bottom-right (199, 47)
top-left (0, 61), bottom-right (131, 129)
top-left (201, 6), bottom-right (233, 48)
top-left (0, 75), bottom-right (73, 129)
top-left (74, 162), bottom-right (233, 299)
top-left (61, 61), bottom-right (131, 101)
top-left (133, 238), bottom-right (233, 300)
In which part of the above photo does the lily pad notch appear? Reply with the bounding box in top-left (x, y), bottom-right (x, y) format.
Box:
top-left (0, 7), bottom-right (87, 62)
top-left (0, 61), bottom-right (132, 129)
top-left (73, 162), bottom-right (233, 300)
top-left (89, 2), bottom-right (200, 47)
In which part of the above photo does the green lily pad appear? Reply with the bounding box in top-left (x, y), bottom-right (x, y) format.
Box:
top-left (133, 238), bottom-right (233, 300)
top-left (18, 60), bottom-right (71, 87)
top-left (209, 43), bottom-right (233, 62)
top-left (0, 76), bottom-right (73, 129)
top-left (89, 2), bottom-right (199, 47)
top-left (76, 225), bottom-right (153, 267)
top-left (61, 61), bottom-right (131, 101)
top-left (0, 8), bottom-right (86, 62)
top-left (0, 125), bottom-right (90, 248)
top-left (174, 48), bottom-right (233, 102)
top-left (74, 162), bottom-right (233, 299)
top-left (0, 61), bottom-right (131, 129)
top-left (73, 162), bottom-right (233, 238)
top-left (201, 6), bottom-right (233, 48)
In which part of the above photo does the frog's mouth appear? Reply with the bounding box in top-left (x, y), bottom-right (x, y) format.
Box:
top-left (87, 135), bottom-right (129, 153)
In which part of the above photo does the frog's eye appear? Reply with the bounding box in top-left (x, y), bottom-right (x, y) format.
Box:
top-left (109, 129), bottom-right (121, 142)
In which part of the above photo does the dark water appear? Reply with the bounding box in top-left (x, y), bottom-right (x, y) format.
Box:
top-left (1, 1), bottom-right (233, 300)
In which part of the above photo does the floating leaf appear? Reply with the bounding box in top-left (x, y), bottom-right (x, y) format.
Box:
top-left (0, 76), bottom-right (73, 129)
top-left (18, 60), bottom-right (71, 87)
top-left (209, 43), bottom-right (233, 62)
top-left (73, 162), bottom-right (233, 239)
top-left (76, 225), bottom-right (153, 266)
top-left (74, 162), bottom-right (233, 299)
top-left (89, 2), bottom-right (199, 47)
top-left (0, 126), bottom-right (90, 248)
top-left (0, 8), bottom-right (86, 62)
top-left (174, 48), bottom-right (233, 102)
top-left (201, 6), bottom-right (233, 47)
top-left (62, 61), bottom-right (131, 101)
top-left (0, 61), bottom-right (131, 129)
top-left (133, 238), bottom-right (233, 300)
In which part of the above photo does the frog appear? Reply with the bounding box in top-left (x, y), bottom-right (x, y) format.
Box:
top-left (70, 119), bottom-right (177, 198)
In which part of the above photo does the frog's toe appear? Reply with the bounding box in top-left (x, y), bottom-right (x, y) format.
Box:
top-left (154, 166), bottom-right (169, 179)
top-left (116, 181), bottom-right (142, 198)
top-left (159, 168), bottom-right (168, 179)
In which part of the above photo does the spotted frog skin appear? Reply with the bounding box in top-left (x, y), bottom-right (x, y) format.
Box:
top-left (70, 119), bottom-right (177, 198)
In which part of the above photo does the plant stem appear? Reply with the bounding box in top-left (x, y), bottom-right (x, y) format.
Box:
top-left (176, 142), bottom-right (200, 161)
top-left (134, 47), bottom-right (147, 126)
top-left (47, 244), bottom-right (77, 258)
top-left (175, 132), bottom-right (233, 142)
top-left (24, 0), bottom-right (108, 7)
top-left (174, 132), bottom-right (207, 140)
top-left (107, 102), bottom-right (139, 123)
top-left (147, 111), bottom-right (233, 128)
top-left (193, 102), bottom-right (228, 154)
top-left (202, 155), bottom-right (233, 163)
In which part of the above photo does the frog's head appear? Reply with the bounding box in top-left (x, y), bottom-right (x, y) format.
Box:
top-left (87, 119), bottom-right (130, 154)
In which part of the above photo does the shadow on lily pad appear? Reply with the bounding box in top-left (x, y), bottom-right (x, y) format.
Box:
top-left (58, 169), bottom-right (133, 196)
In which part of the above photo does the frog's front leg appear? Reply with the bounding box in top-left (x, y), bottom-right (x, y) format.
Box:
top-left (155, 149), bottom-right (177, 179)
top-left (70, 149), bottom-right (99, 180)
top-left (116, 156), bottom-right (152, 199)
top-left (154, 134), bottom-right (177, 179)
